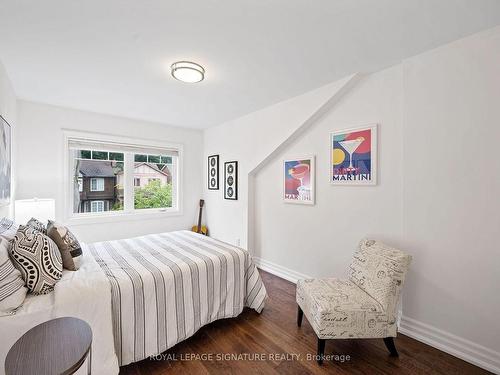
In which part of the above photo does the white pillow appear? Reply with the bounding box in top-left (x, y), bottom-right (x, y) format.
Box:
top-left (0, 238), bottom-right (28, 316)
top-left (0, 217), bottom-right (19, 241)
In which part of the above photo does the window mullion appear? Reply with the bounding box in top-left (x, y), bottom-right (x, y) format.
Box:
top-left (124, 153), bottom-right (135, 212)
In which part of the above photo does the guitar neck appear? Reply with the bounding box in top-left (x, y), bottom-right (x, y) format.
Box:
top-left (197, 206), bottom-right (203, 233)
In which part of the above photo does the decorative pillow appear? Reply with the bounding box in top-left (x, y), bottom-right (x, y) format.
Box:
top-left (26, 218), bottom-right (47, 234)
top-left (0, 218), bottom-right (19, 241)
top-left (47, 220), bottom-right (83, 271)
top-left (0, 239), bottom-right (28, 316)
top-left (10, 225), bottom-right (63, 295)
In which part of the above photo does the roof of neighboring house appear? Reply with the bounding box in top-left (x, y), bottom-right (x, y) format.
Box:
top-left (78, 160), bottom-right (116, 177)
top-left (159, 164), bottom-right (171, 175)
top-left (134, 162), bottom-right (171, 177)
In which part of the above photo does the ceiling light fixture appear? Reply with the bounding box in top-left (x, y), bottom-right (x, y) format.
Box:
top-left (171, 61), bottom-right (205, 83)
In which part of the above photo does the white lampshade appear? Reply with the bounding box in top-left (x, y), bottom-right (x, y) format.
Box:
top-left (14, 199), bottom-right (56, 224)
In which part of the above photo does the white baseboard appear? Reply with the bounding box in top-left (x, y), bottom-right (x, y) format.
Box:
top-left (253, 256), bottom-right (310, 283)
top-left (253, 256), bottom-right (500, 374)
top-left (399, 315), bottom-right (500, 374)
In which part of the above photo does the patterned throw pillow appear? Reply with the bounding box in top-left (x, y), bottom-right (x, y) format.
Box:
top-left (26, 218), bottom-right (47, 234)
top-left (47, 220), bottom-right (83, 271)
top-left (0, 218), bottom-right (19, 241)
top-left (10, 225), bottom-right (63, 295)
top-left (0, 238), bottom-right (28, 316)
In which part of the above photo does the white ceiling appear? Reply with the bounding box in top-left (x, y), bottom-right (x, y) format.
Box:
top-left (1, 0), bottom-right (500, 129)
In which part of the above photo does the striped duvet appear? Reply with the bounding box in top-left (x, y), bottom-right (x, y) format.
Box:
top-left (87, 230), bottom-right (267, 366)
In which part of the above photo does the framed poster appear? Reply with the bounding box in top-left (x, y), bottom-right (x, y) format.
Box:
top-left (330, 124), bottom-right (377, 185)
top-left (208, 154), bottom-right (219, 190)
top-left (224, 161), bottom-right (238, 200)
top-left (0, 115), bottom-right (11, 206)
top-left (283, 156), bottom-right (315, 204)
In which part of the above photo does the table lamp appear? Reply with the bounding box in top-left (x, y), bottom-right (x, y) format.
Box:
top-left (14, 198), bottom-right (56, 224)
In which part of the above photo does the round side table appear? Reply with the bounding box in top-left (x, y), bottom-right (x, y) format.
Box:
top-left (5, 317), bottom-right (93, 375)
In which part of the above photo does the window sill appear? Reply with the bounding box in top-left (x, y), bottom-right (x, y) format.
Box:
top-left (66, 208), bottom-right (182, 226)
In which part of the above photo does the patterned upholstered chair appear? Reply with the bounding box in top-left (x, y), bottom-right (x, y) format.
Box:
top-left (296, 239), bottom-right (412, 364)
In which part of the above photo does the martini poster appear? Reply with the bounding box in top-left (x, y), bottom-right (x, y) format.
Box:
top-left (330, 124), bottom-right (377, 185)
top-left (283, 156), bottom-right (315, 204)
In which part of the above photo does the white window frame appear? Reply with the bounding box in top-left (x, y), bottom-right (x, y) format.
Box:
top-left (63, 130), bottom-right (183, 225)
top-left (90, 178), bottom-right (105, 192)
top-left (134, 177), bottom-right (141, 187)
top-left (90, 200), bottom-right (105, 212)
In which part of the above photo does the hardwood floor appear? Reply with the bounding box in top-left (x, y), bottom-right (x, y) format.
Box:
top-left (120, 270), bottom-right (491, 375)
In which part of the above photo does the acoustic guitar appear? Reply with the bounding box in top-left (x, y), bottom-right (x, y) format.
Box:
top-left (191, 199), bottom-right (208, 236)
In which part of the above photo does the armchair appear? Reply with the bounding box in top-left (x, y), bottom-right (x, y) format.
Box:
top-left (296, 239), bottom-right (412, 364)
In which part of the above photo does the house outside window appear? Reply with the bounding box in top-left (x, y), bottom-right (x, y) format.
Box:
top-left (90, 178), bottom-right (105, 191)
top-left (74, 156), bottom-right (123, 213)
top-left (131, 157), bottom-right (173, 210)
top-left (66, 133), bottom-right (181, 220)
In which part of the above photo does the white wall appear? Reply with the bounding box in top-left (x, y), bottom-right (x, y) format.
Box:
top-left (0, 60), bottom-right (16, 218)
top-left (401, 27), bottom-right (500, 360)
top-left (203, 75), bottom-right (356, 248)
top-left (16, 101), bottom-right (203, 242)
top-left (204, 26), bottom-right (500, 372)
top-left (254, 65), bottom-right (403, 279)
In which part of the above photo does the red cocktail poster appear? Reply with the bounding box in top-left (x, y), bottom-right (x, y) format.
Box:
top-left (283, 156), bottom-right (315, 204)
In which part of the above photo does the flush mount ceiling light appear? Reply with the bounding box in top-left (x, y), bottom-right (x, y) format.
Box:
top-left (171, 61), bottom-right (205, 83)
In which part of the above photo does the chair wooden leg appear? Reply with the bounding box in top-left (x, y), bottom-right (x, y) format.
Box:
top-left (297, 305), bottom-right (303, 327)
top-left (383, 337), bottom-right (399, 357)
top-left (317, 338), bottom-right (326, 365)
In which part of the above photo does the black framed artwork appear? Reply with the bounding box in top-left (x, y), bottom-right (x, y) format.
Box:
top-left (224, 161), bottom-right (238, 200)
top-left (208, 155), bottom-right (219, 190)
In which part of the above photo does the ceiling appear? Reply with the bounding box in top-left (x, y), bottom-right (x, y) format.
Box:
top-left (1, 0), bottom-right (499, 129)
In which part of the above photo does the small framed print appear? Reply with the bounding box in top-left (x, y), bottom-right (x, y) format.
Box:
top-left (283, 156), bottom-right (315, 205)
top-left (224, 161), bottom-right (238, 200)
top-left (330, 124), bottom-right (377, 185)
top-left (208, 155), bottom-right (219, 190)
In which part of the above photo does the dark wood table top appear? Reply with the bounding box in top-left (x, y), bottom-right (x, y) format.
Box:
top-left (5, 317), bottom-right (92, 375)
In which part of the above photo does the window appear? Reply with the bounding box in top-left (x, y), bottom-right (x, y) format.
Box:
top-left (67, 136), bottom-right (180, 218)
top-left (91, 201), bottom-right (105, 212)
top-left (90, 178), bottom-right (105, 191)
top-left (77, 174), bottom-right (83, 192)
top-left (72, 150), bottom-right (124, 213)
top-left (134, 155), bottom-right (173, 210)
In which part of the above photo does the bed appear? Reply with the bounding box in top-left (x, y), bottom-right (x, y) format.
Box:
top-left (87, 230), bottom-right (267, 366)
top-left (0, 230), bottom-right (267, 374)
